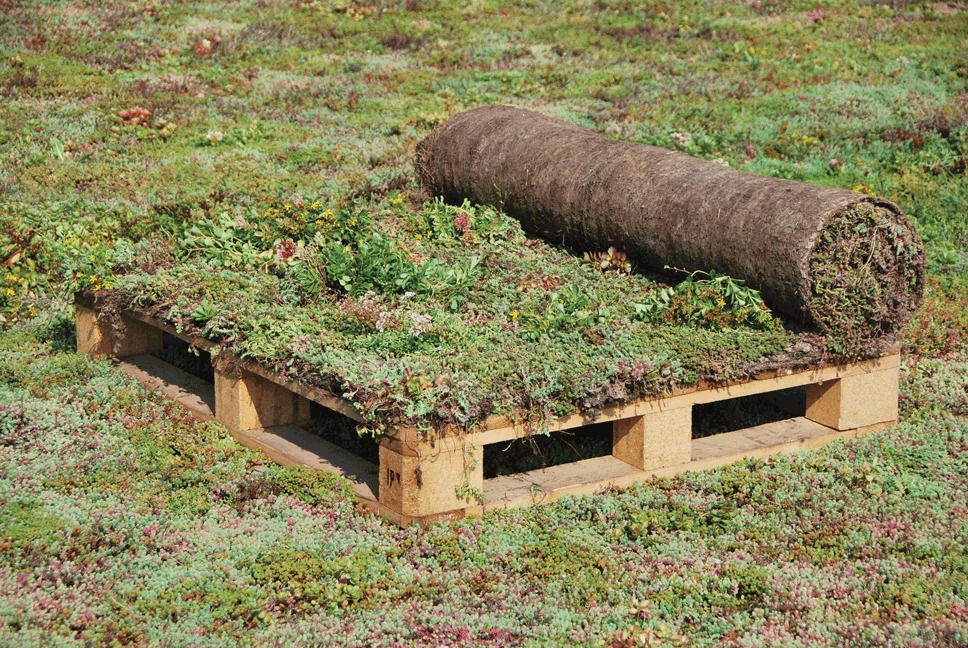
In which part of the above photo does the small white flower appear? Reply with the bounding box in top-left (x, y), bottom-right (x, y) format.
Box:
top-left (375, 311), bottom-right (393, 332)
top-left (670, 131), bottom-right (692, 148)
top-left (409, 313), bottom-right (432, 336)
top-left (206, 129), bottom-right (223, 143)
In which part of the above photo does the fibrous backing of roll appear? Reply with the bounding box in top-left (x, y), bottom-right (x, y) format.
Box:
top-left (416, 105), bottom-right (925, 354)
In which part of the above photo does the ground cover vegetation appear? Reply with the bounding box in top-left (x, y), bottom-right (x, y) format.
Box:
top-left (1, 0), bottom-right (966, 645)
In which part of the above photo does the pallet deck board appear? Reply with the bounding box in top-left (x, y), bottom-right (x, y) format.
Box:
top-left (239, 425), bottom-right (379, 501)
top-left (693, 416), bottom-right (834, 457)
top-left (485, 455), bottom-right (640, 507)
top-left (114, 352), bottom-right (378, 500)
top-left (77, 299), bottom-right (901, 527)
top-left (117, 354), bottom-right (216, 420)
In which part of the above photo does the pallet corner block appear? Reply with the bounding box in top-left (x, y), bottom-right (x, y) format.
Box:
top-left (805, 354), bottom-right (900, 430)
top-left (378, 430), bottom-right (484, 524)
top-left (75, 302), bottom-right (163, 358)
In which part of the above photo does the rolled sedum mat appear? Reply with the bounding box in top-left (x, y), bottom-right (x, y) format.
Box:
top-left (416, 105), bottom-right (925, 352)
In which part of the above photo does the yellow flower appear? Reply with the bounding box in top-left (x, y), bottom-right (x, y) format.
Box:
top-left (5, 287), bottom-right (14, 297)
top-left (311, 201), bottom-right (321, 209)
top-left (415, 234), bottom-right (422, 240)
top-left (717, 298), bottom-right (726, 308)
top-left (511, 310), bottom-right (520, 321)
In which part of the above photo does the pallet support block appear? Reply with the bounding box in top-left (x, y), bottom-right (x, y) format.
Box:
top-left (76, 303), bottom-right (163, 358)
top-left (805, 361), bottom-right (899, 431)
top-left (379, 433), bottom-right (484, 525)
top-left (215, 364), bottom-right (311, 432)
top-left (612, 406), bottom-right (692, 470)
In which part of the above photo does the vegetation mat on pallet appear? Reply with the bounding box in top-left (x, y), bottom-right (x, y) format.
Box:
top-left (83, 196), bottom-right (829, 435)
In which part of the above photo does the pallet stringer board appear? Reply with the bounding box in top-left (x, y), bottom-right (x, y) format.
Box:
top-left (483, 418), bottom-right (893, 512)
top-left (473, 352), bottom-right (899, 447)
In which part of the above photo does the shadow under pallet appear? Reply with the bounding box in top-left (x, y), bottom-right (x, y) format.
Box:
top-left (76, 296), bottom-right (900, 527)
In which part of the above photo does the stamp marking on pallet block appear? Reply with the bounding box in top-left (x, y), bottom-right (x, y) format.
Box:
top-left (75, 296), bottom-right (901, 526)
top-left (379, 432), bottom-right (484, 526)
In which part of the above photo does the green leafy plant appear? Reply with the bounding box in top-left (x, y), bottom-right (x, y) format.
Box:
top-left (177, 200), bottom-right (371, 272)
top-left (316, 233), bottom-right (410, 296)
top-left (0, 224), bottom-right (43, 323)
top-left (455, 481), bottom-right (486, 505)
top-left (406, 199), bottom-right (519, 245)
top-left (635, 268), bottom-right (778, 330)
top-left (519, 284), bottom-right (609, 340)
top-left (290, 231), bottom-right (482, 308)
top-left (178, 209), bottom-right (278, 271)
top-left (190, 298), bottom-right (218, 324)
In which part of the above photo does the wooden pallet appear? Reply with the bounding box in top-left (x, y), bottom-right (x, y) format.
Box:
top-left (76, 298), bottom-right (900, 526)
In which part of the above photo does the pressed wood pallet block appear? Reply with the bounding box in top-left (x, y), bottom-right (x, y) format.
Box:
top-left (76, 297), bottom-right (900, 526)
